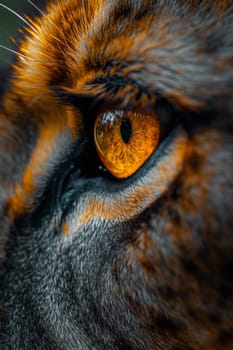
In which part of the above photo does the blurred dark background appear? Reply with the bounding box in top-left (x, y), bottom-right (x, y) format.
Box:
top-left (0, 0), bottom-right (46, 93)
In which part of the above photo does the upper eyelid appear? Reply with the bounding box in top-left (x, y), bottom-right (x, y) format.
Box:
top-left (53, 74), bottom-right (157, 113)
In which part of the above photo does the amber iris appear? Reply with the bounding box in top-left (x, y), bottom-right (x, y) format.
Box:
top-left (94, 110), bottom-right (160, 178)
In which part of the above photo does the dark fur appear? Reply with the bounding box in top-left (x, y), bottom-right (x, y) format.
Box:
top-left (0, 1), bottom-right (233, 349)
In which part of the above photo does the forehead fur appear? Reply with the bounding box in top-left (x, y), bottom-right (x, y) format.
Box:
top-left (12, 0), bottom-right (233, 110)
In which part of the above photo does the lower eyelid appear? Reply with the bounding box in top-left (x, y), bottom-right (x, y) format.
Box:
top-left (64, 127), bottom-right (188, 232)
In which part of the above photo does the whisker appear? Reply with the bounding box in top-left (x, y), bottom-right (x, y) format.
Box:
top-left (0, 44), bottom-right (29, 60)
top-left (0, 2), bottom-right (34, 29)
top-left (27, 0), bottom-right (45, 16)
top-left (0, 44), bottom-right (54, 64)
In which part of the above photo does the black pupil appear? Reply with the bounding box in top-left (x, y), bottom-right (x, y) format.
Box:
top-left (120, 118), bottom-right (132, 144)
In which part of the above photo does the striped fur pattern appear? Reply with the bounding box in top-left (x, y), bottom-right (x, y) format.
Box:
top-left (0, 1), bottom-right (233, 349)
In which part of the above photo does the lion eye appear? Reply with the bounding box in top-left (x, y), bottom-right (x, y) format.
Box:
top-left (94, 110), bottom-right (160, 179)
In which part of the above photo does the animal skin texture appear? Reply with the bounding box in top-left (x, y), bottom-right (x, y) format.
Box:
top-left (0, 1), bottom-right (233, 349)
